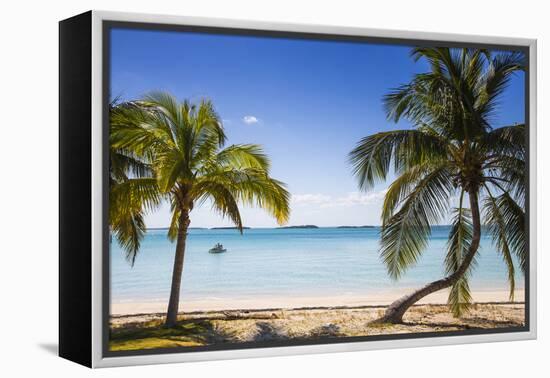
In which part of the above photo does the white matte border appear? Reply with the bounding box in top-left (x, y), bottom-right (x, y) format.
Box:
top-left (90, 10), bottom-right (537, 368)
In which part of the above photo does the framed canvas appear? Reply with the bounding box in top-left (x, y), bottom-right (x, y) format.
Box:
top-left (59, 10), bottom-right (537, 368)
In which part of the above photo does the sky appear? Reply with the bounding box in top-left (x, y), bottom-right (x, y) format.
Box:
top-left (110, 28), bottom-right (525, 228)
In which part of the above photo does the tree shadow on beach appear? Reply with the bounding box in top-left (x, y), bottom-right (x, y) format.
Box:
top-left (401, 318), bottom-right (524, 330)
top-left (310, 323), bottom-right (342, 338)
top-left (460, 317), bottom-right (524, 328)
top-left (210, 321), bottom-right (345, 344)
top-left (253, 322), bottom-right (290, 342)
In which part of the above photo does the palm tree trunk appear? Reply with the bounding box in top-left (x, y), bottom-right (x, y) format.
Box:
top-left (373, 189), bottom-right (482, 324)
top-left (164, 210), bottom-right (190, 327)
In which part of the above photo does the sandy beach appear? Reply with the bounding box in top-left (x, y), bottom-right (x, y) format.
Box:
top-left (111, 288), bottom-right (524, 315)
top-left (110, 300), bottom-right (525, 351)
top-left (109, 289), bottom-right (526, 351)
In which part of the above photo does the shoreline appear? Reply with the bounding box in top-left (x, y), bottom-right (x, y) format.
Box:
top-left (111, 288), bottom-right (524, 316)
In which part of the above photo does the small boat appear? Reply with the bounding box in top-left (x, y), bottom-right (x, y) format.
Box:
top-left (209, 243), bottom-right (227, 254)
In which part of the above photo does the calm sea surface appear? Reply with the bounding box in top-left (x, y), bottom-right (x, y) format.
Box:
top-left (110, 227), bottom-right (523, 304)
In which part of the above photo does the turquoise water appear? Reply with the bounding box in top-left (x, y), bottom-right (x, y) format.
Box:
top-left (110, 227), bottom-right (523, 304)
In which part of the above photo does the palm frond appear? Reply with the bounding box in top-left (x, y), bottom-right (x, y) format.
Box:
top-left (383, 74), bottom-right (453, 128)
top-left (111, 210), bottom-right (146, 266)
top-left (484, 154), bottom-right (526, 205)
top-left (214, 144), bottom-right (271, 171)
top-left (483, 124), bottom-right (526, 159)
top-left (141, 91), bottom-right (185, 145)
top-left (193, 167), bottom-right (290, 226)
top-left (482, 186), bottom-right (518, 300)
top-left (193, 99), bottom-right (226, 147)
top-left (380, 165), bottom-right (454, 279)
top-left (445, 197), bottom-right (476, 317)
top-left (382, 161), bottom-right (451, 222)
top-left (476, 52), bottom-right (525, 121)
top-left (192, 180), bottom-right (244, 232)
top-left (190, 103), bottom-right (226, 167)
top-left (154, 148), bottom-right (186, 193)
top-left (110, 147), bottom-right (152, 184)
top-left (110, 178), bottom-right (162, 215)
top-left (448, 275), bottom-right (473, 318)
top-left (498, 193), bottom-right (527, 274)
top-left (483, 187), bottom-right (526, 274)
top-left (110, 105), bottom-right (173, 156)
top-left (483, 124), bottom-right (526, 204)
top-left (109, 178), bottom-right (163, 264)
top-left (349, 130), bottom-right (448, 190)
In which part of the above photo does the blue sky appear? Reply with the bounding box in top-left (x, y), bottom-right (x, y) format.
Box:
top-left (110, 28), bottom-right (525, 228)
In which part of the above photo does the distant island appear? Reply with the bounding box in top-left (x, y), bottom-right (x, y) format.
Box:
top-left (336, 225), bottom-right (375, 229)
top-left (146, 227), bottom-right (207, 230)
top-left (210, 226), bottom-right (251, 230)
top-left (278, 225), bottom-right (319, 229)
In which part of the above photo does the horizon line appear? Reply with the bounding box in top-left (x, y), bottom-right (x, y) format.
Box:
top-left (144, 225), bottom-right (462, 230)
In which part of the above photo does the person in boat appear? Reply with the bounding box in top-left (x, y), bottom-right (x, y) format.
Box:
top-left (211, 243), bottom-right (224, 250)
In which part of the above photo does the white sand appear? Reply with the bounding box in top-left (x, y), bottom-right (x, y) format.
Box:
top-left (110, 288), bottom-right (524, 315)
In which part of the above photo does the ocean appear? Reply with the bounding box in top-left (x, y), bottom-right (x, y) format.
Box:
top-left (110, 226), bottom-right (524, 308)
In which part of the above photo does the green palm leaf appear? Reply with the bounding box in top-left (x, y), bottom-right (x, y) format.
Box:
top-left (381, 165), bottom-right (454, 279)
top-left (445, 199), bottom-right (475, 317)
top-left (482, 187), bottom-right (518, 300)
top-left (483, 188), bottom-right (526, 274)
top-left (109, 178), bottom-right (162, 264)
top-left (349, 130), bottom-right (448, 190)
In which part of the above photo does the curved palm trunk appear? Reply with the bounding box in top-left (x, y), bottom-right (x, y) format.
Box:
top-left (373, 189), bottom-right (482, 324)
top-left (165, 210), bottom-right (190, 327)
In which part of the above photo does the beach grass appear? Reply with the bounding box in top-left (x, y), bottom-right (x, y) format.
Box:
top-left (110, 338), bottom-right (203, 351)
top-left (109, 319), bottom-right (211, 351)
top-left (109, 302), bottom-right (525, 351)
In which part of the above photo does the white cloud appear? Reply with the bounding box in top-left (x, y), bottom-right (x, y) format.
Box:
top-left (145, 191), bottom-right (388, 228)
top-left (292, 193), bottom-right (331, 205)
top-left (242, 115), bottom-right (259, 125)
top-left (328, 191), bottom-right (387, 208)
top-left (291, 190), bottom-right (387, 208)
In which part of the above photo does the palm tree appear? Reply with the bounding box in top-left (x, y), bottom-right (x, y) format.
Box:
top-left (349, 48), bottom-right (526, 323)
top-left (110, 92), bottom-right (290, 327)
